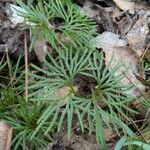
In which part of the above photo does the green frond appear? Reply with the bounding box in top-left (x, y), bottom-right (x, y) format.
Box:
top-left (29, 49), bottom-right (137, 148)
top-left (29, 47), bottom-right (92, 99)
top-left (5, 99), bottom-right (52, 150)
top-left (67, 99), bottom-right (74, 138)
top-left (94, 104), bottom-right (107, 150)
top-left (17, 0), bottom-right (96, 49)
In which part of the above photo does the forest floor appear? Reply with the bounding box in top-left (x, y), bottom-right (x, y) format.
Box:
top-left (0, 0), bottom-right (150, 150)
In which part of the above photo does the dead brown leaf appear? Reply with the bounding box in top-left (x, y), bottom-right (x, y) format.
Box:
top-left (34, 36), bottom-right (47, 62)
top-left (112, 0), bottom-right (150, 14)
top-left (127, 15), bottom-right (149, 57)
top-left (104, 129), bottom-right (115, 142)
top-left (0, 121), bottom-right (13, 150)
top-left (112, 0), bottom-right (135, 14)
top-left (56, 86), bottom-right (78, 97)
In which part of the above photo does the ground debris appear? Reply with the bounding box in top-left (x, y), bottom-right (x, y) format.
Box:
top-left (0, 3), bottom-right (24, 57)
top-left (0, 0), bottom-right (150, 149)
top-left (43, 133), bottom-right (100, 150)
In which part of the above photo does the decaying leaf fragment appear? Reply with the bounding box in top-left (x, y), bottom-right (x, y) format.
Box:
top-left (112, 0), bottom-right (150, 14)
top-left (112, 0), bottom-right (135, 14)
top-left (6, 4), bottom-right (35, 28)
top-left (1, 0), bottom-right (15, 3)
top-left (34, 36), bottom-right (47, 62)
top-left (5, 4), bottom-right (25, 28)
top-left (127, 15), bottom-right (149, 57)
top-left (82, 1), bottom-right (100, 19)
top-left (93, 31), bottom-right (145, 96)
top-left (0, 121), bottom-right (13, 150)
top-left (56, 86), bottom-right (78, 97)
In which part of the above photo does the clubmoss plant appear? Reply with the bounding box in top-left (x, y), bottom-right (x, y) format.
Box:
top-left (29, 48), bottom-right (137, 149)
top-left (0, 0), bottom-right (143, 149)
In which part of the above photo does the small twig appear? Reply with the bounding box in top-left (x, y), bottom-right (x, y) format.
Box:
top-left (24, 32), bottom-right (29, 101)
top-left (128, 119), bottom-right (147, 124)
top-left (0, 53), bottom-right (5, 64)
top-left (5, 47), bottom-right (14, 88)
top-left (131, 119), bottom-right (148, 143)
top-left (140, 43), bottom-right (150, 61)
